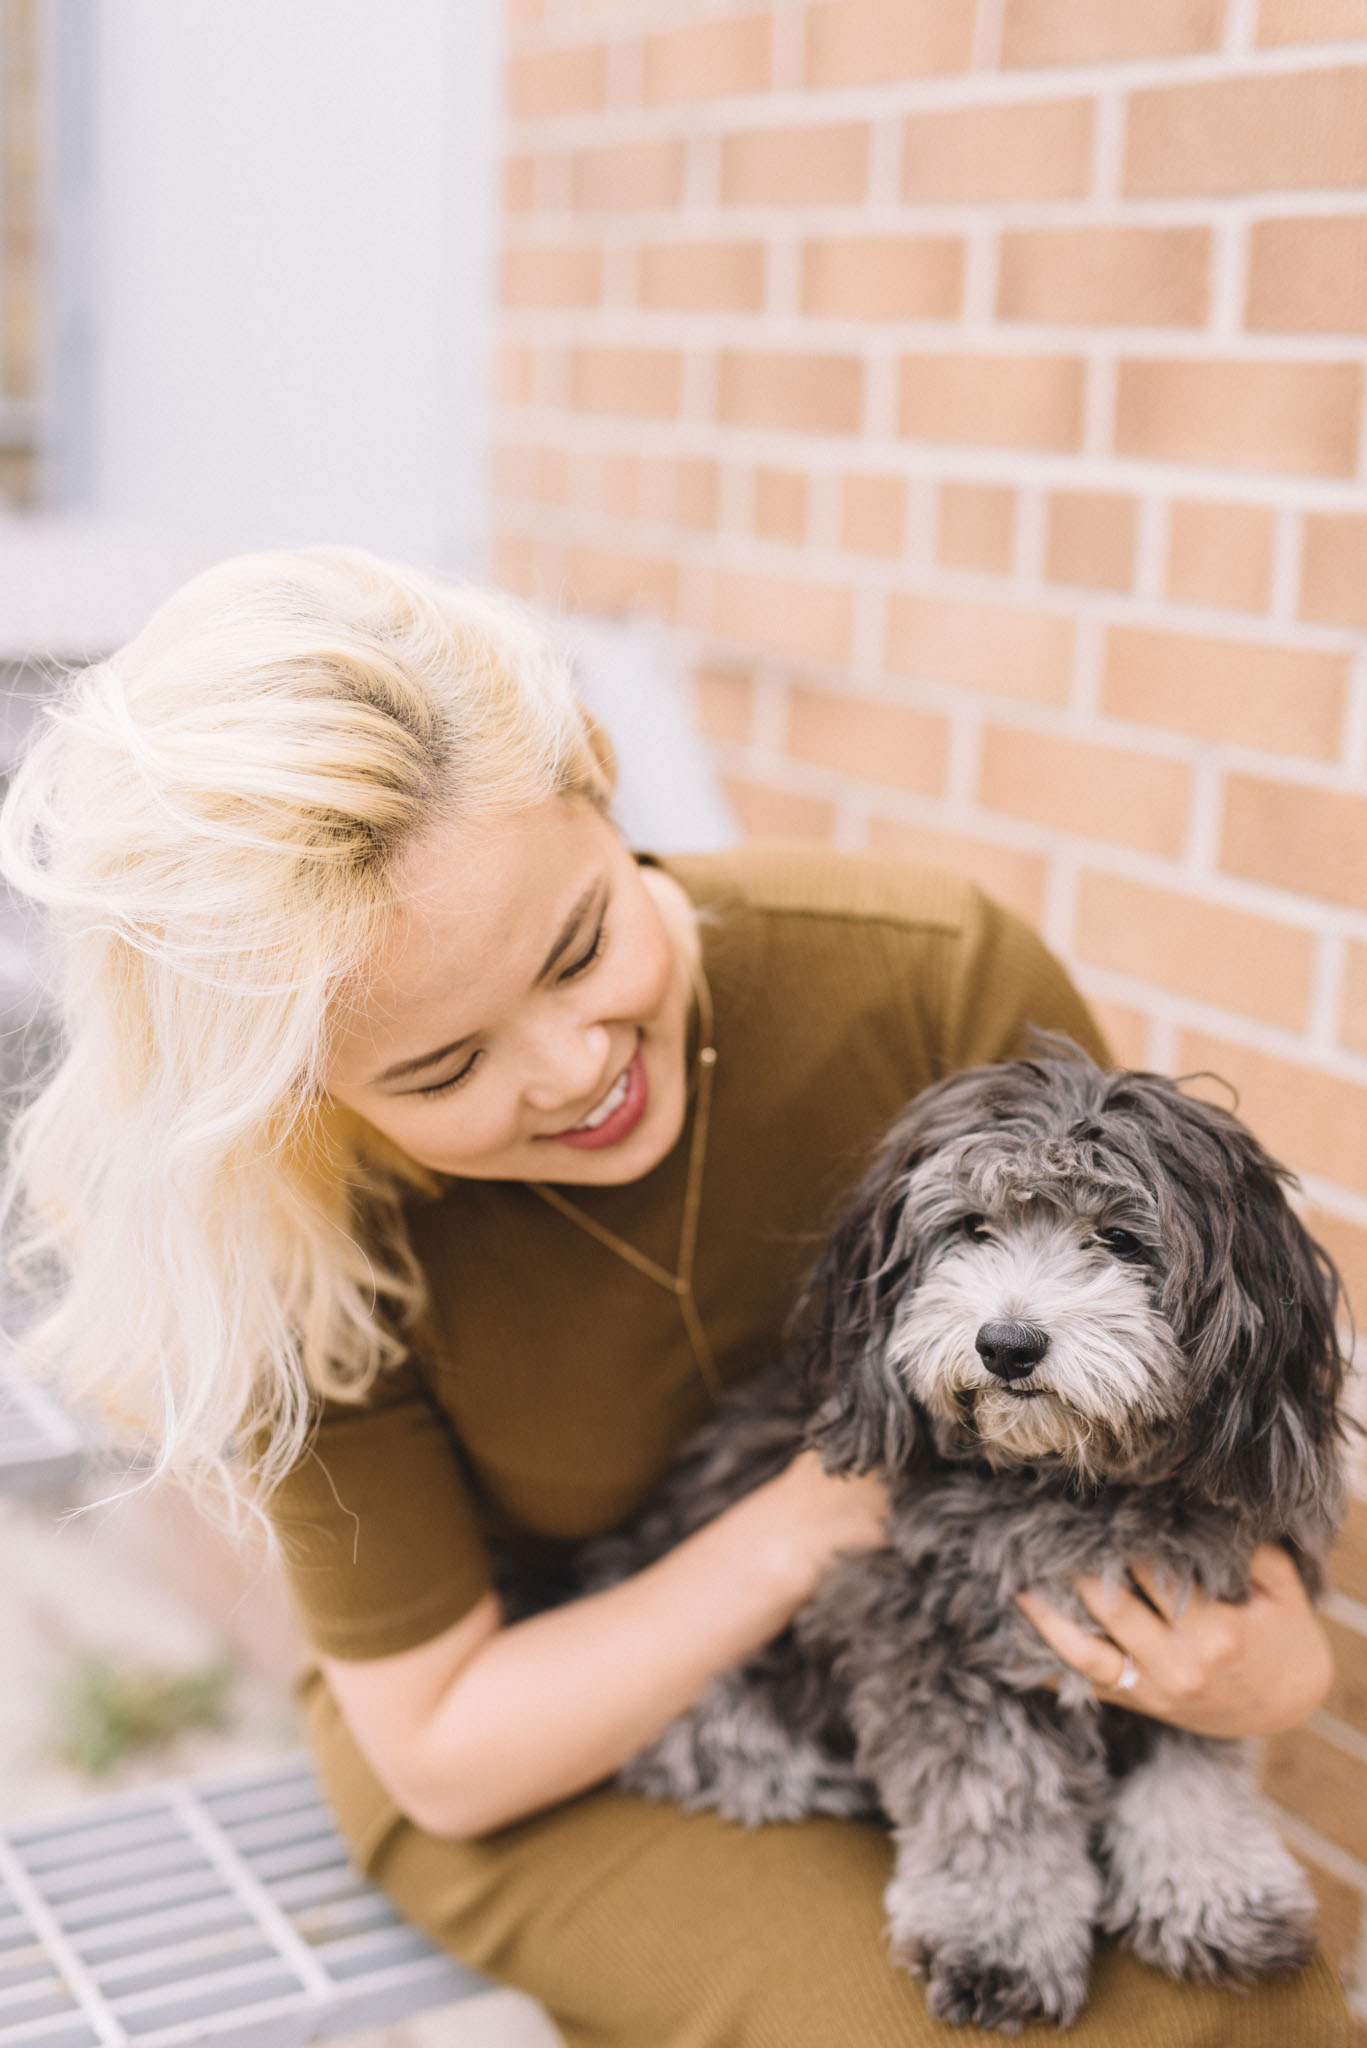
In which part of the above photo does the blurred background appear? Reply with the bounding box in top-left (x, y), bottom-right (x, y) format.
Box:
top-left (3, 0), bottom-right (1367, 2040)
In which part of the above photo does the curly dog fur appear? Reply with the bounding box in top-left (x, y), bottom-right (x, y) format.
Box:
top-left (581, 1042), bottom-right (1350, 2031)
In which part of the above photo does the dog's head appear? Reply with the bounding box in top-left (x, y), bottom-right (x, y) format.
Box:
top-left (800, 1039), bottom-right (1348, 1552)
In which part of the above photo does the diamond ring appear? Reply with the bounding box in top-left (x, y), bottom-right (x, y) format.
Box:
top-left (1113, 1652), bottom-right (1140, 1694)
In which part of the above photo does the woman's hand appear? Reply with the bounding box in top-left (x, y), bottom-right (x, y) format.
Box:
top-left (761, 1450), bottom-right (890, 1595)
top-left (1015, 1545), bottom-right (1334, 1739)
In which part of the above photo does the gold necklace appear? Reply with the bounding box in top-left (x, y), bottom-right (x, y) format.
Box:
top-left (527, 965), bottom-right (721, 1401)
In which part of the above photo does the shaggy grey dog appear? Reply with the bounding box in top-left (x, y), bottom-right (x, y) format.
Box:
top-left (581, 1041), bottom-right (1349, 2033)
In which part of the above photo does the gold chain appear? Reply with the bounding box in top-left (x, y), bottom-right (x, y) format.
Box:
top-left (527, 966), bottom-right (721, 1401)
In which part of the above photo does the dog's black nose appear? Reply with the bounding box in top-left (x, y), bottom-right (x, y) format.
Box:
top-left (975, 1321), bottom-right (1049, 1380)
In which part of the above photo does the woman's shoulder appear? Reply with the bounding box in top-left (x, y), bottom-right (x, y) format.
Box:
top-left (655, 841), bottom-right (989, 939)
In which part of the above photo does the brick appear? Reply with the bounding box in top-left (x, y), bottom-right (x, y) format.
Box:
top-left (1115, 359), bottom-right (1362, 478)
top-left (753, 467), bottom-right (808, 543)
top-left (643, 14), bottom-right (772, 103)
top-left (674, 459), bottom-right (722, 530)
top-left (1046, 492), bottom-right (1135, 592)
top-left (1087, 999), bottom-right (1151, 1069)
top-left (694, 667), bottom-right (755, 744)
top-left (980, 727), bottom-right (1192, 856)
top-left (787, 688), bottom-right (949, 795)
top-left (1302, 513), bottom-right (1367, 628)
top-left (1258, 0), bottom-right (1367, 43)
top-left (572, 139), bottom-right (687, 211)
top-left (867, 816), bottom-right (1048, 924)
top-left (637, 241), bottom-right (766, 312)
top-left (492, 442), bottom-right (538, 502)
top-left (1179, 1030), bottom-right (1367, 1196)
top-left (1325, 1614), bottom-right (1367, 1737)
top-left (802, 236), bottom-right (963, 321)
top-left (508, 45), bottom-right (606, 121)
top-left (718, 350), bottom-right (863, 435)
top-left (501, 244), bottom-right (602, 309)
top-left (600, 452), bottom-right (641, 517)
top-left (1304, 1208), bottom-right (1367, 1331)
top-left (998, 227), bottom-right (1210, 328)
top-left (505, 154), bottom-right (537, 212)
top-left (1343, 940), bottom-right (1367, 1057)
top-left (565, 546), bottom-right (678, 618)
top-left (722, 123), bottom-right (869, 206)
top-left (839, 474), bottom-right (908, 557)
top-left (536, 446), bottom-right (572, 506)
top-left (902, 100), bottom-right (1093, 202)
top-left (888, 594), bottom-right (1072, 704)
top-left (899, 355), bottom-right (1084, 452)
top-left (1003, 0), bottom-right (1224, 64)
top-left (1074, 872), bottom-right (1314, 1030)
top-left (1248, 216), bottom-right (1367, 334)
top-left (1167, 500), bottom-right (1276, 614)
top-left (939, 483), bottom-right (1016, 574)
top-left (1104, 626), bottom-right (1346, 760)
top-left (1126, 69), bottom-right (1367, 196)
top-left (569, 346), bottom-right (683, 418)
top-left (723, 774), bottom-right (836, 841)
top-left (1330, 1494), bottom-right (1367, 1604)
top-left (710, 568), bottom-right (855, 663)
top-left (497, 344), bottom-right (536, 405)
top-left (1222, 775), bottom-right (1367, 910)
top-left (804, 0), bottom-right (976, 85)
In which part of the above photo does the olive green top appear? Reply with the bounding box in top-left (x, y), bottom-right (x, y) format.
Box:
top-left (267, 845), bottom-right (1107, 1660)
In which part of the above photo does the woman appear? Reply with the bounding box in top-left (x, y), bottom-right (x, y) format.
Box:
top-left (2, 549), bottom-right (1346, 2046)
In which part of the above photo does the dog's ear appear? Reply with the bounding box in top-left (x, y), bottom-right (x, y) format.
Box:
top-left (795, 1067), bottom-right (1004, 1474)
top-left (1166, 1101), bottom-right (1349, 1562)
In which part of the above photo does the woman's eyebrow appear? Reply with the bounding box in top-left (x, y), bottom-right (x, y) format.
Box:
top-left (371, 881), bottom-right (605, 1087)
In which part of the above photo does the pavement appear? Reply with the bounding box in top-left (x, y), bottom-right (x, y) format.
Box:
top-left (0, 1469), bottom-right (562, 2047)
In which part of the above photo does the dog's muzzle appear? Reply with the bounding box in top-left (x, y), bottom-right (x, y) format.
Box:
top-left (974, 1320), bottom-right (1050, 1383)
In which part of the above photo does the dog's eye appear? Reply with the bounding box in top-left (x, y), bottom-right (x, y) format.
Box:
top-left (960, 1213), bottom-right (993, 1242)
top-left (1095, 1227), bottom-right (1146, 1261)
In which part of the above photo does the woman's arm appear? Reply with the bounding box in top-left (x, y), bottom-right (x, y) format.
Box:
top-left (321, 1451), bottom-right (887, 1840)
top-left (1015, 1544), bottom-right (1334, 1738)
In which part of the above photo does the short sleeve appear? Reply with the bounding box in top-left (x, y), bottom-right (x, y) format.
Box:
top-left (932, 887), bottom-right (1112, 1077)
top-left (265, 1350), bottom-right (493, 1661)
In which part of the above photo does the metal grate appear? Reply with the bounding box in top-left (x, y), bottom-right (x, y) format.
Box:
top-left (0, 1367), bottom-right (84, 1496)
top-left (0, 1755), bottom-right (484, 2045)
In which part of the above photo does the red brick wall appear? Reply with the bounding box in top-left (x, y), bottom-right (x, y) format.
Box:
top-left (491, 1), bottom-right (1367, 2004)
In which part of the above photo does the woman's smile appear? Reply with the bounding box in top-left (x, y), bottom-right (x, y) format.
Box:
top-left (546, 1041), bottom-right (649, 1150)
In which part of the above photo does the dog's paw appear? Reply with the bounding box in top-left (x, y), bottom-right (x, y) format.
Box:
top-left (891, 1934), bottom-right (1087, 2034)
top-left (1100, 1737), bottom-right (1319, 1986)
top-left (1118, 1883), bottom-right (1317, 1987)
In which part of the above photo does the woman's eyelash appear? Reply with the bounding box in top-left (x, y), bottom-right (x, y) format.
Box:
top-left (560, 918), bottom-right (606, 980)
top-left (415, 1050), bottom-right (482, 1099)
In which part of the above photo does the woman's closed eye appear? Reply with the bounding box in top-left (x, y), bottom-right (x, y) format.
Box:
top-left (559, 916), bottom-right (606, 981)
top-left (416, 1048), bottom-right (483, 1099)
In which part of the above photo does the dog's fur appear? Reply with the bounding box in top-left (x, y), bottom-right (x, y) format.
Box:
top-left (581, 1042), bottom-right (1350, 2032)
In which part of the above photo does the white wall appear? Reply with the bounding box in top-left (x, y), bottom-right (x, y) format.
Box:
top-left (79, 0), bottom-right (497, 573)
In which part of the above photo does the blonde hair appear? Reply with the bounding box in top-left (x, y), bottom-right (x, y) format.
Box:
top-left (0, 546), bottom-right (613, 1509)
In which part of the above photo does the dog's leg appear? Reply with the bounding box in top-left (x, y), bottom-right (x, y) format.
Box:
top-left (1099, 1727), bottom-right (1317, 1982)
top-left (871, 1695), bottom-right (1103, 2032)
top-left (620, 1668), bottom-right (879, 1826)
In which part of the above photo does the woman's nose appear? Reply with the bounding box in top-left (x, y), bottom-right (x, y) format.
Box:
top-left (522, 1018), bottom-right (612, 1112)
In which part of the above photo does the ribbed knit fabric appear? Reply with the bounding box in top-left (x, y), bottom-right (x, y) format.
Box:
top-left (271, 845), bottom-right (1350, 2045)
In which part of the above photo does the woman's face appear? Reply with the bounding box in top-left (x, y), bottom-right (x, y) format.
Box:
top-left (326, 797), bottom-right (696, 1184)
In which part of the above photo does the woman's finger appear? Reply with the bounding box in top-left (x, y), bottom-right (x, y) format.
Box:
top-left (1070, 1572), bottom-right (1174, 1664)
top-left (1126, 1557), bottom-right (1183, 1622)
top-left (1014, 1590), bottom-right (1133, 1692)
